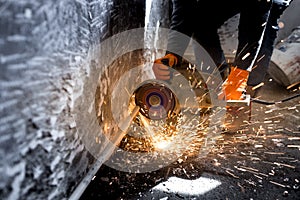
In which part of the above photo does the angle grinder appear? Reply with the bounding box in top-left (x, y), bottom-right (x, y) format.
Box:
top-left (133, 81), bottom-right (181, 123)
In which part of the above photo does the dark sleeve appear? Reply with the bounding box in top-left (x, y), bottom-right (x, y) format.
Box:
top-left (166, 0), bottom-right (196, 57)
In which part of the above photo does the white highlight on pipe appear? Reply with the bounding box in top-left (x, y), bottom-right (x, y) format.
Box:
top-left (145, 0), bottom-right (153, 29)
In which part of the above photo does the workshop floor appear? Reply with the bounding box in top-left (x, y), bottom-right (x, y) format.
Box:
top-left (81, 74), bottom-right (300, 200)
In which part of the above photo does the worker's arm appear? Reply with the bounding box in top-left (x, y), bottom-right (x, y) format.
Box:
top-left (153, 0), bottom-right (195, 80)
top-left (166, 0), bottom-right (196, 57)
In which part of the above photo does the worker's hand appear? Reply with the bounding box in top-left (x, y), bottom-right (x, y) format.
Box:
top-left (220, 67), bottom-right (249, 100)
top-left (153, 54), bottom-right (178, 80)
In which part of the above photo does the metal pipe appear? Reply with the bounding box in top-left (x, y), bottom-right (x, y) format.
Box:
top-left (69, 106), bottom-right (140, 200)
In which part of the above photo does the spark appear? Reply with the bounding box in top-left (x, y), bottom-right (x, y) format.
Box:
top-left (263, 120), bottom-right (272, 124)
top-left (287, 81), bottom-right (300, 89)
top-left (213, 159), bottom-right (221, 166)
top-left (95, 136), bottom-right (100, 144)
top-left (245, 179), bottom-right (256, 186)
top-left (253, 174), bottom-right (263, 180)
top-left (124, 87), bottom-right (131, 96)
top-left (258, 172), bottom-right (269, 177)
top-left (242, 52), bottom-right (250, 60)
top-left (285, 128), bottom-right (293, 133)
top-left (269, 170), bottom-right (275, 176)
top-left (269, 181), bottom-right (287, 188)
top-left (275, 128), bottom-right (284, 132)
top-left (292, 130), bottom-right (300, 134)
top-left (254, 144), bottom-right (263, 148)
top-left (287, 106), bottom-right (297, 110)
top-left (288, 137), bottom-right (300, 140)
top-left (274, 162), bottom-right (296, 169)
top-left (252, 82), bottom-right (264, 90)
top-left (241, 166), bottom-right (259, 172)
top-left (226, 170), bottom-right (239, 178)
top-left (256, 54), bottom-right (265, 63)
top-left (264, 114), bottom-right (284, 120)
top-left (287, 145), bottom-right (300, 149)
top-left (250, 157), bottom-right (261, 161)
top-left (264, 152), bottom-right (285, 156)
top-left (234, 166), bottom-right (246, 172)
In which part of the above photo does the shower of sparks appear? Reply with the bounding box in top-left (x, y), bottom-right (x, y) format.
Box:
top-left (146, 111), bottom-right (208, 154)
top-left (104, 54), bottom-right (300, 199)
top-left (190, 85), bottom-right (300, 197)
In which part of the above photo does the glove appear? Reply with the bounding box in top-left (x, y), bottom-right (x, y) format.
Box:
top-left (152, 54), bottom-right (178, 80)
top-left (221, 67), bottom-right (249, 100)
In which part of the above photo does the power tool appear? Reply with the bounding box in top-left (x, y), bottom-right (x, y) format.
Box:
top-left (115, 58), bottom-right (300, 153)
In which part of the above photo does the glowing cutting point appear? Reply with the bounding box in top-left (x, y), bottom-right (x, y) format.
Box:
top-left (155, 140), bottom-right (171, 150)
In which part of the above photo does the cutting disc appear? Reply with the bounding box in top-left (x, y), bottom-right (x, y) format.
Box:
top-left (134, 82), bottom-right (178, 120)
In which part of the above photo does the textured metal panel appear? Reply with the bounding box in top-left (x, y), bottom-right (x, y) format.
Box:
top-left (0, 0), bottom-right (145, 199)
